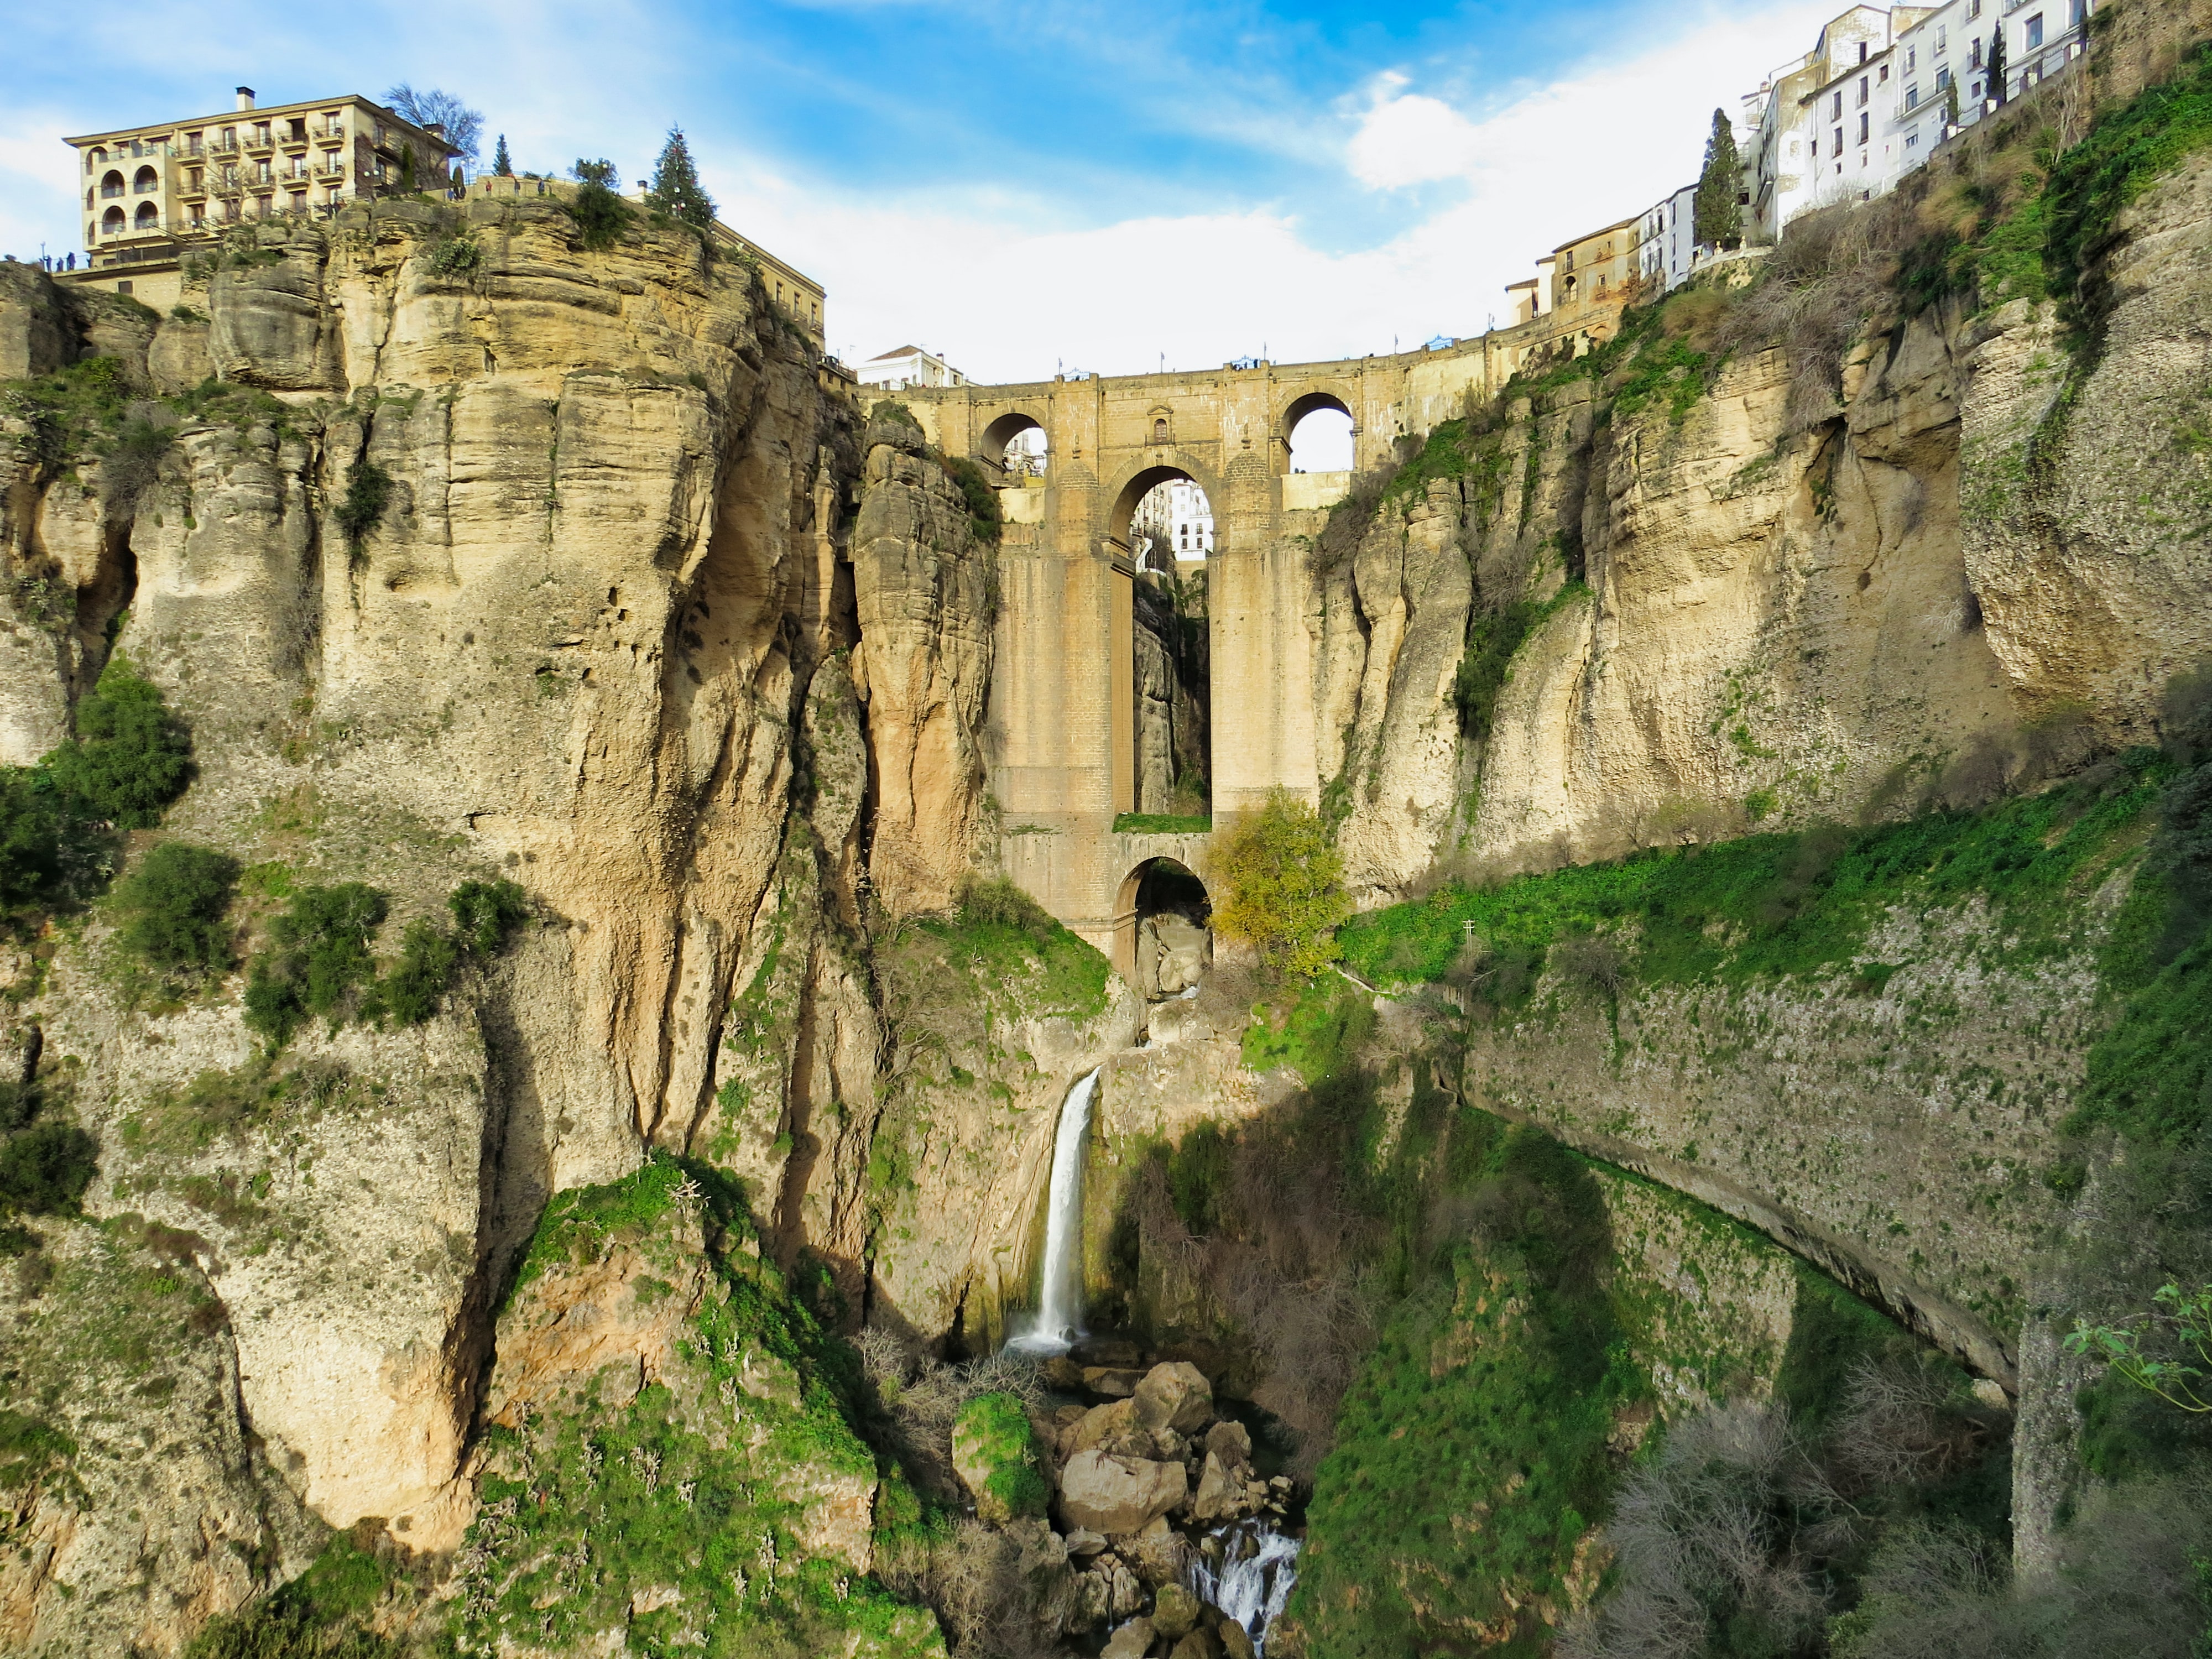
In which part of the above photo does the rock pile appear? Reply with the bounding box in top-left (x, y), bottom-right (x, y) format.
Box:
top-left (953, 1359), bottom-right (1295, 1657)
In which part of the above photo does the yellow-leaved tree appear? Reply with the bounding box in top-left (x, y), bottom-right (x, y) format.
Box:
top-left (1208, 790), bottom-right (1350, 979)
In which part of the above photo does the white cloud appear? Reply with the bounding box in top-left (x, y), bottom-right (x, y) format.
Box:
top-left (1346, 75), bottom-right (1485, 189)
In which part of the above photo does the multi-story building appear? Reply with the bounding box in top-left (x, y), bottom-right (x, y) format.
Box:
top-left (1639, 183), bottom-right (1702, 291)
top-left (62, 88), bottom-right (460, 309)
top-left (1749, 1), bottom-right (2094, 242)
top-left (1130, 479), bottom-right (1213, 568)
top-left (859, 345), bottom-right (968, 393)
top-left (1549, 217), bottom-right (1641, 321)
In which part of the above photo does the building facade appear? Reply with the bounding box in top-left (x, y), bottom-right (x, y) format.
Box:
top-left (859, 346), bottom-right (968, 393)
top-left (1549, 217), bottom-right (1642, 321)
top-left (1130, 478), bottom-right (1213, 570)
top-left (63, 88), bottom-right (460, 308)
top-left (1639, 184), bottom-right (1702, 291)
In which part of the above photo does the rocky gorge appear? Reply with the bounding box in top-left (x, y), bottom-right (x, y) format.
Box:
top-left (2, 2), bottom-right (2212, 1655)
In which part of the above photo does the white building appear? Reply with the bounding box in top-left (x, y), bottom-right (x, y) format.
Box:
top-left (1639, 183), bottom-right (1701, 291)
top-left (1131, 479), bottom-right (1213, 569)
top-left (858, 345), bottom-right (967, 393)
top-left (1749, 2), bottom-right (2094, 243)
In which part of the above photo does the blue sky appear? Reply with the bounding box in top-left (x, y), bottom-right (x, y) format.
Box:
top-left (0, 0), bottom-right (1840, 383)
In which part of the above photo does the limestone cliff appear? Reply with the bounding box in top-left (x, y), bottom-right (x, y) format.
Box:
top-left (0, 201), bottom-right (1116, 1652)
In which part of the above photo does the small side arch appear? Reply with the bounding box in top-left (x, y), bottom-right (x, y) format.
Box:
top-left (100, 170), bottom-right (125, 199)
top-left (1114, 857), bottom-right (1212, 999)
top-left (133, 201), bottom-right (158, 229)
top-left (132, 165), bottom-right (159, 195)
top-left (100, 206), bottom-right (126, 236)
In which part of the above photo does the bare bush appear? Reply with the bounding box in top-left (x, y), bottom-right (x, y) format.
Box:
top-left (1831, 1355), bottom-right (1980, 1488)
top-left (1552, 933), bottom-right (1626, 998)
top-left (1833, 1478), bottom-right (2212, 1659)
top-left (881, 1346), bottom-right (1046, 1499)
top-left (924, 1520), bottom-right (1063, 1659)
top-left (1928, 730), bottom-right (2018, 811)
top-left (1713, 197), bottom-right (1921, 433)
top-left (1560, 1402), bottom-right (1847, 1659)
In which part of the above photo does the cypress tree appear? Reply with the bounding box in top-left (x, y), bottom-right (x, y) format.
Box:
top-left (1986, 25), bottom-right (2008, 106)
top-left (1693, 108), bottom-right (1744, 252)
top-left (493, 133), bottom-right (512, 176)
top-left (649, 126), bottom-right (716, 235)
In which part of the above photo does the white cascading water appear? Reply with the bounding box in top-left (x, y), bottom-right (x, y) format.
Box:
top-left (1008, 1068), bottom-right (1101, 1354)
top-left (1188, 1520), bottom-right (1302, 1655)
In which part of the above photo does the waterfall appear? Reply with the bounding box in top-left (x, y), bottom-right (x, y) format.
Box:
top-left (1008, 1068), bottom-right (1100, 1355)
top-left (1188, 1520), bottom-right (1301, 1655)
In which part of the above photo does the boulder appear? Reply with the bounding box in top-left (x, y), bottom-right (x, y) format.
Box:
top-left (1102, 1617), bottom-right (1155, 1659)
top-left (1085, 1366), bottom-right (1149, 1397)
top-left (1172, 1631), bottom-right (1221, 1659)
top-left (1118, 1514), bottom-right (1193, 1587)
top-left (1218, 1619), bottom-right (1258, 1659)
top-left (1191, 1451), bottom-right (1255, 1524)
top-left (1044, 1356), bottom-right (1087, 1391)
top-left (1059, 1450), bottom-right (1187, 1536)
top-left (1153, 1581), bottom-right (1203, 1639)
top-left (1066, 1398), bottom-right (1138, 1457)
top-left (1133, 1361), bottom-right (1214, 1436)
top-left (1062, 1525), bottom-right (1110, 1557)
top-left (1204, 1420), bottom-right (1252, 1468)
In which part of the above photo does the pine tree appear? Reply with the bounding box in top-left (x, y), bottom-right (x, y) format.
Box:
top-left (493, 133), bottom-right (512, 176)
top-left (1693, 108), bottom-right (1744, 252)
top-left (649, 126), bottom-right (716, 235)
top-left (1986, 25), bottom-right (2008, 106)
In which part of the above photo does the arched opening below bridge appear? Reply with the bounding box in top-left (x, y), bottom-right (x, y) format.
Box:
top-left (979, 411), bottom-right (1048, 481)
top-left (1117, 858), bottom-right (1211, 1001)
top-left (1285, 393), bottom-right (1354, 473)
top-left (1114, 467), bottom-right (1212, 821)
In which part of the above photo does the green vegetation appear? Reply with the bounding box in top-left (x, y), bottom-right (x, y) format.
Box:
top-left (332, 460), bottom-right (393, 544)
top-left (243, 883), bottom-right (387, 1045)
top-left (0, 1072), bottom-right (97, 1227)
top-left (112, 842), bottom-right (239, 971)
top-left (648, 124), bottom-right (716, 235)
top-left (0, 1408), bottom-right (75, 1492)
top-left (566, 158), bottom-right (634, 250)
top-left (184, 1536), bottom-right (397, 1659)
top-left (458, 1158), bottom-right (940, 1659)
top-left (245, 877), bottom-right (528, 1045)
top-left (0, 659), bottom-right (195, 925)
top-left (45, 656), bottom-right (192, 830)
top-left (1694, 106), bottom-right (1745, 251)
top-left (2068, 1282), bottom-right (2212, 1414)
top-left (1112, 812), bottom-right (1211, 834)
top-left (954, 1392), bottom-right (1049, 1519)
top-left (1209, 790), bottom-right (1350, 979)
top-left (1453, 585), bottom-right (1590, 744)
top-left (907, 875), bottom-right (1110, 1022)
top-left (1334, 753), bottom-right (2163, 999)
top-left (940, 455), bottom-right (1003, 547)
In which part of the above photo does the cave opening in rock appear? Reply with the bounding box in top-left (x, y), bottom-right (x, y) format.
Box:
top-left (1124, 857), bottom-right (1211, 1001)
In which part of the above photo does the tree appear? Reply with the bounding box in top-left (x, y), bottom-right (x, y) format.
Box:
top-left (571, 158), bottom-right (619, 188)
top-left (648, 126), bottom-right (716, 235)
top-left (1208, 791), bottom-right (1350, 980)
top-left (1693, 108), bottom-right (1744, 252)
top-left (567, 159), bottom-right (632, 251)
top-left (492, 133), bottom-right (512, 176)
top-left (1985, 27), bottom-right (2008, 107)
top-left (384, 84), bottom-right (483, 169)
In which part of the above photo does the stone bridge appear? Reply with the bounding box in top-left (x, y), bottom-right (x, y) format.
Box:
top-left (903, 315), bottom-right (1583, 980)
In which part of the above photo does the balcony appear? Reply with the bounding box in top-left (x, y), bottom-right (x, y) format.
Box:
top-left (314, 159), bottom-right (347, 180)
top-left (208, 136), bottom-right (239, 155)
top-left (243, 133), bottom-right (274, 155)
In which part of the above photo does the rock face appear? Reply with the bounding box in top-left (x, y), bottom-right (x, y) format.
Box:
top-left (0, 207), bottom-right (1110, 1646)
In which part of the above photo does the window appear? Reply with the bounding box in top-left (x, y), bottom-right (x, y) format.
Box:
top-left (133, 201), bottom-right (158, 229)
top-left (101, 205), bottom-right (124, 233)
top-left (1907, 47), bottom-right (1917, 69)
top-left (1936, 26), bottom-right (1948, 55)
top-left (1969, 0), bottom-right (1981, 14)
top-left (1907, 128), bottom-right (1921, 149)
top-left (2025, 13), bottom-right (2043, 46)
top-left (117, 281), bottom-right (132, 295)
top-left (86, 147), bottom-right (105, 172)
top-left (1155, 418), bottom-right (1169, 442)
top-left (1858, 40), bottom-right (1869, 61)
top-left (1881, 64), bottom-right (1891, 81)
top-left (100, 170), bottom-right (124, 199)
top-left (1971, 37), bottom-right (1983, 65)
top-left (1833, 91), bottom-right (1844, 118)
top-left (1858, 111), bottom-right (1869, 144)
top-left (1834, 125), bottom-right (1845, 155)
top-left (288, 118), bottom-right (307, 142)
top-left (133, 165), bottom-right (158, 194)
top-left (1907, 84), bottom-right (1921, 108)
top-left (1858, 75), bottom-right (1869, 106)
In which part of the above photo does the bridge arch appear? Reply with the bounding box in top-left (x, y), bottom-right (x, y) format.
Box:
top-left (1104, 456), bottom-right (1225, 552)
top-left (979, 408), bottom-right (1046, 458)
top-left (1276, 385), bottom-right (1355, 443)
top-left (1113, 856), bottom-right (1212, 998)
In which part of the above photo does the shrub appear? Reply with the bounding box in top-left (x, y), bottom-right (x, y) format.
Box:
top-left (1454, 600), bottom-right (1542, 742)
top-left (113, 841), bottom-right (239, 970)
top-left (332, 460), bottom-right (392, 544)
top-left (0, 1121), bottom-right (97, 1217)
top-left (566, 160), bottom-right (633, 252)
top-left (425, 235), bottom-right (481, 279)
top-left (364, 919), bottom-right (459, 1026)
top-left (243, 883), bottom-right (388, 1045)
top-left (940, 455), bottom-right (1003, 547)
top-left (44, 656), bottom-right (192, 828)
top-left (450, 877), bottom-right (528, 954)
top-left (0, 771), bottom-right (61, 910)
top-left (1209, 790), bottom-right (1350, 979)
